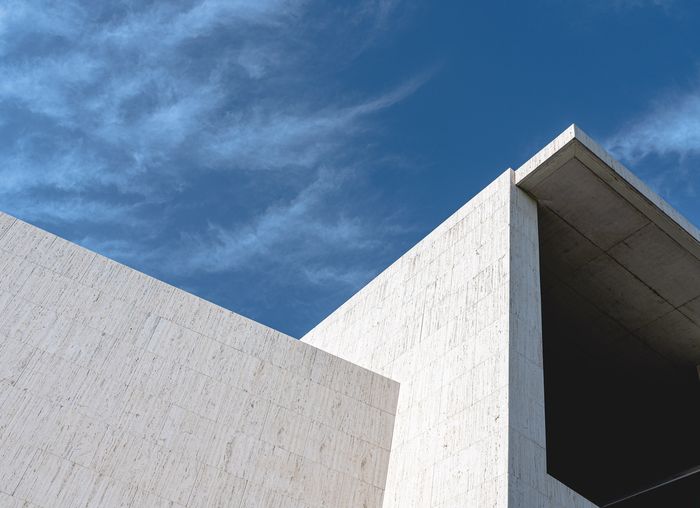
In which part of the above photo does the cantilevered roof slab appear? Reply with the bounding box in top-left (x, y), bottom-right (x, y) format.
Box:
top-left (515, 124), bottom-right (700, 366)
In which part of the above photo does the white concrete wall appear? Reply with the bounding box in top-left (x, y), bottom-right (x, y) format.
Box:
top-left (508, 186), bottom-right (597, 507)
top-left (304, 171), bottom-right (598, 507)
top-left (0, 211), bottom-right (398, 508)
top-left (304, 171), bottom-right (514, 507)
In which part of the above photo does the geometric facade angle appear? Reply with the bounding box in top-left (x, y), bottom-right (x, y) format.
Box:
top-left (0, 124), bottom-right (698, 507)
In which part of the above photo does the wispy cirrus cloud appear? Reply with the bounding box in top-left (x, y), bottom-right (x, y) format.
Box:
top-left (605, 81), bottom-right (700, 205)
top-left (0, 0), bottom-right (422, 205)
top-left (203, 70), bottom-right (433, 170)
top-left (607, 88), bottom-right (700, 162)
top-left (171, 169), bottom-right (372, 273)
top-left (0, 0), bottom-right (425, 334)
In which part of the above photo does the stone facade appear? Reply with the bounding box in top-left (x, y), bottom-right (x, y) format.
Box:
top-left (303, 171), bottom-right (595, 507)
top-left (0, 212), bottom-right (398, 508)
top-left (2, 126), bottom-right (697, 507)
top-left (304, 171), bottom-right (512, 506)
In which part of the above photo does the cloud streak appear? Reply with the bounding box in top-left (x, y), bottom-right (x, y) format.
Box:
top-left (0, 0), bottom-right (426, 333)
top-left (605, 80), bottom-right (700, 209)
top-left (173, 169), bottom-right (370, 274)
top-left (607, 88), bottom-right (700, 162)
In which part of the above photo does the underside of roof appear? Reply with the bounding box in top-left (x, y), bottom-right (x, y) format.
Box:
top-left (516, 124), bottom-right (700, 368)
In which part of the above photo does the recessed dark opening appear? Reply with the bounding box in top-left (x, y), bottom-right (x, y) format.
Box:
top-left (538, 206), bottom-right (700, 507)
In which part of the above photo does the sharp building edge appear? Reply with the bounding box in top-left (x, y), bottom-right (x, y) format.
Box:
top-left (302, 169), bottom-right (597, 507)
top-left (0, 211), bottom-right (398, 507)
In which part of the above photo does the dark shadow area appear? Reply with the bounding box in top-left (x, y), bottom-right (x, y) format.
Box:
top-left (611, 470), bottom-right (700, 508)
top-left (539, 207), bottom-right (700, 507)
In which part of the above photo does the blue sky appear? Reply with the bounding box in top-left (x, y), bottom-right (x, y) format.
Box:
top-left (1, 0), bottom-right (699, 337)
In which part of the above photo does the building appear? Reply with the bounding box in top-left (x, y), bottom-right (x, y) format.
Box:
top-left (0, 125), bottom-right (698, 507)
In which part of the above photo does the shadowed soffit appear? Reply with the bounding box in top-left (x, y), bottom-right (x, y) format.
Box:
top-left (515, 124), bottom-right (700, 368)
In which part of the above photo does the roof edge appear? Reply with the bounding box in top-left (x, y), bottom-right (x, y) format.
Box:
top-left (515, 124), bottom-right (700, 248)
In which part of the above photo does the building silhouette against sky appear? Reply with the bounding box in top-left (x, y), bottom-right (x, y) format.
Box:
top-left (0, 125), bottom-right (698, 507)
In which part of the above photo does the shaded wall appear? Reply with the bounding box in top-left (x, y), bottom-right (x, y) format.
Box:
top-left (540, 221), bottom-right (700, 507)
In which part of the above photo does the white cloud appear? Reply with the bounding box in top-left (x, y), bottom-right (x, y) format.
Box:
top-left (0, 0), bottom-right (424, 300)
top-left (0, 0), bottom-right (421, 196)
top-left (167, 168), bottom-right (372, 274)
top-left (204, 70), bottom-right (433, 170)
top-left (607, 87), bottom-right (700, 162)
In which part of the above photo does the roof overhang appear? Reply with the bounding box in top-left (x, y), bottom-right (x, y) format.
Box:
top-left (515, 125), bottom-right (700, 366)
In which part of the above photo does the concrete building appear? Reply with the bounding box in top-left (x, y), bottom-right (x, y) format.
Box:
top-left (0, 125), bottom-right (698, 507)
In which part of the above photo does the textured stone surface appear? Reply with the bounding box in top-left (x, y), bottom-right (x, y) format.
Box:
top-left (0, 212), bottom-right (398, 508)
top-left (304, 171), bottom-right (511, 506)
top-left (507, 183), bottom-right (597, 508)
top-left (303, 171), bottom-right (596, 507)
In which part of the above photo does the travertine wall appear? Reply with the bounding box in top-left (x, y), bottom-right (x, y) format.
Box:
top-left (507, 186), bottom-right (596, 507)
top-left (304, 171), bottom-right (597, 507)
top-left (0, 211), bottom-right (398, 508)
top-left (304, 171), bottom-right (513, 506)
